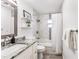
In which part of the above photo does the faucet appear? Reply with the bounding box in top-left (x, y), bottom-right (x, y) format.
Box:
top-left (4, 36), bottom-right (11, 46)
top-left (1, 38), bottom-right (7, 48)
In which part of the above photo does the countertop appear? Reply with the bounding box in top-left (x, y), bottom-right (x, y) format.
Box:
top-left (1, 40), bottom-right (37, 59)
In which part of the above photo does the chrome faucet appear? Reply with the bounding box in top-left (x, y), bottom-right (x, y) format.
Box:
top-left (4, 36), bottom-right (11, 46)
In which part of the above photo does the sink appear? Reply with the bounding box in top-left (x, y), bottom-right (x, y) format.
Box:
top-left (1, 44), bottom-right (15, 50)
top-left (16, 39), bottom-right (35, 45)
top-left (1, 44), bottom-right (27, 59)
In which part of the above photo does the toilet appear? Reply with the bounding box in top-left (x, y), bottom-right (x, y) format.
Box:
top-left (37, 45), bottom-right (45, 59)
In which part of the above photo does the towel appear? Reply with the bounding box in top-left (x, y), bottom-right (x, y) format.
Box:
top-left (63, 29), bottom-right (71, 48)
top-left (63, 28), bottom-right (78, 51)
top-left (69, 31), bottom-right (74, 49)
top-left (69, 30), bottom-right (78, 51)
top-left (73, 31), bottom-right (78, 50)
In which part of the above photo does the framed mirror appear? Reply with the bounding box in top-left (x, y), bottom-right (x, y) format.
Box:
top-left (1, 0), bottom-right (17, 38)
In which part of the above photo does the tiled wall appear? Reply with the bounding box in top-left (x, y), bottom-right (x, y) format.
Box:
top-left (17, 0), bottom-right (39, 39)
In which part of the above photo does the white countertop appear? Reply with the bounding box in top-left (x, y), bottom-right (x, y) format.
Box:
top-left (1, 44), bottom-right (27, 59)
top-left (1, 39), bottom-right (37, 59)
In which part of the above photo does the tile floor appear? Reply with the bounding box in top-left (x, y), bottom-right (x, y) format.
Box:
top-left (43, 47), bottom-right (62, 59)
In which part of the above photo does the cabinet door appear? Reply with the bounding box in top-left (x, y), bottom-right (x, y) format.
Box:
top-left (14, 46), bottom-right (32, 59)
top-left (32, 42), bottom-right (37, 59)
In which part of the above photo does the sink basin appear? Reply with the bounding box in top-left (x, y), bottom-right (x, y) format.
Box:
top-left (1, 44), bottom-right (27, 59)
top-left (16, 39), bottom-right (35, 45)
top-left (1, 44), bottom-right (15, 50)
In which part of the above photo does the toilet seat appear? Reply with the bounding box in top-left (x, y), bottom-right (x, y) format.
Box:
top-left (37, 45), bottom-right (45, 52)
top-left (38, 43), bottom-right (52, 47)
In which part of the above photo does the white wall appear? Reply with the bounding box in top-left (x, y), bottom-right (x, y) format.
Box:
top-left (1, 5), bottom-right (14, 35)
top-left (32, 9), bottom-right (39, 37)
top-left (39, 13), bottom-right (63, 54)
top-left (17, 0), bottom-right (39, 39)
top-left (62, 0), bottom-right (78, 59)
top-left (63, 0), bottom-right (78, 31)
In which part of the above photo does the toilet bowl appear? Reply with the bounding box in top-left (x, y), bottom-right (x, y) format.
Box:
top-left (37, 45), bottom-right (45, 59)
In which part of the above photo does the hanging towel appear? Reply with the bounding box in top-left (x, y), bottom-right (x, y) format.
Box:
top-left (63, 28), bottom-right (78, 51)
top-left (69, 30), bottom-right (74, 49)
top-left (73, 31), bottom-right (78, 50)
top-left (63, 29), bottom-right (71, 48)
top-left (69, 29), bottom-right (78, 51)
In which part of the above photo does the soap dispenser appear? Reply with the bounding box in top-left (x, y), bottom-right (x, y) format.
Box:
top-left (11, 35), bottom-right (15, 44)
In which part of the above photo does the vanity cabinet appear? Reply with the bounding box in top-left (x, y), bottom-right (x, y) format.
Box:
top-left (14, 42), bottom-right (37, 59)
top-left (32, 42), bottom-right (37, 59)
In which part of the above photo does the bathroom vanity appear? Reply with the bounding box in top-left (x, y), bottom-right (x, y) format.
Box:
top-left (1, 41), bottom-right (37, 59)
top-left (14, 42), bottom-right (37, 59)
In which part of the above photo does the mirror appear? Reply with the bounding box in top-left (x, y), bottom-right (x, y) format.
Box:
top-left (1, 0), bottom-right (17, 38)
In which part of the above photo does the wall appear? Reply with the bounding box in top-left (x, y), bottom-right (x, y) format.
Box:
top-left (39, 13), bottom-right (63, 54)
top-left (62, 0), bottom-right (78, 59)
top-left (63, 0), bottom-right (78, 31)
top-left (17, 0), bottom-right (39, 39)
top-left (32, 9), bottom-right (40, 38)
top-left (39, 14), bottom-right (49, 40)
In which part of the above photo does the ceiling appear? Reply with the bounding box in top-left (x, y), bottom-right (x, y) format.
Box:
top-left (24, 0), bottom-right (64, 14)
